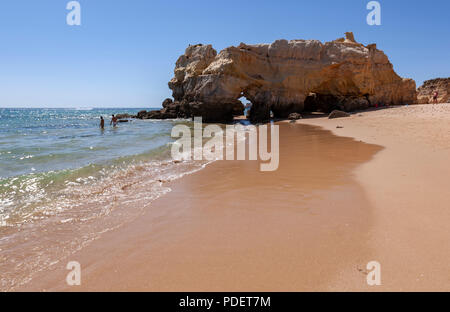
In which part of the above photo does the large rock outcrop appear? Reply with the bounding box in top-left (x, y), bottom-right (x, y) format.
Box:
top-left (417, 78), bottom-right (450, 104)
top-left (161, 32), bottom-right (416, 123)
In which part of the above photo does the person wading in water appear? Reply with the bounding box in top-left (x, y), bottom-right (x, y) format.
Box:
top-left (110, 115), bottom-right (118, 127)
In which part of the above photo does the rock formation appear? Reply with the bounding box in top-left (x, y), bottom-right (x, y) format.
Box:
top-left (148, 32), bottom-right (416, 123)
top-left (417, 78), bottom-right (450, 104)
top-left (288, 113), bottom-right (302, 120)
top-left (329, 110), bottom-right (350, 119)
top-left (115, 113), bottom-right (134, 119)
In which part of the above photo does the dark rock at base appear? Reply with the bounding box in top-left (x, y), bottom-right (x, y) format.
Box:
top-left (329, 110), bottom-right (350, 119)
top-left (288, 113), bottom-right (303, 120)
top-left (304, 94), bottom-right (370, 113)
top-left (162, 98), bottom-right (173, 108)
top-left (342, 97), bottom-right (370, 111)
top-left (182, 101), bottom-right (240, 123)
top-left (137, 110), bottom-right (148, 119)
top-left (159, 100), bottom-right (180, 119)
top-left (141, 99), bottom-right (246, 123)
top-left (248, 102), bottom-right (271, 124)
top-left (115, 113), bottom-right (135, 119)
top-left (232, 102), bottom-right (245, 116)
top-left (145, 111), bottom-right (164, 119)
top-left (134, 99), bottom-right (184, 120)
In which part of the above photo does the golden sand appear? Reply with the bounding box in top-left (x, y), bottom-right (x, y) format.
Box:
top-left (18, 123), bottom-right (381, 291)
top-left (300, 104), bottom-right (450, 291)
top-left (17, 104), bottom-right (450, 291)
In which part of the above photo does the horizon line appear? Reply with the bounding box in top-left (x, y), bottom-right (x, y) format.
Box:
top-left (0, 107), bottom-right (162, 109)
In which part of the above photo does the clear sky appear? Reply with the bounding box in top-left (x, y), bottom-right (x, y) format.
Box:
top-left (0, 0), bottom-right (449, 108)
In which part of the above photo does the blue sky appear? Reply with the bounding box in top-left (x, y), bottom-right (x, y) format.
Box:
top-left (0, 0), bottom-right (449, 108)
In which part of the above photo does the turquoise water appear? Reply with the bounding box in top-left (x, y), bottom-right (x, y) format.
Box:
top-left (0, 108), bottom-right (182, 223)
top-left (0, 108), bottom-right (210, 290)
top-left (0, 108), bottom-right (172, 178)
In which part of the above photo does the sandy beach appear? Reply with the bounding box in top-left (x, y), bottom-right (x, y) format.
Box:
top-left (13, 104), bottom-right (450, 292)
top-left (16, 122), bottom-right (379, 291)
top-left (300, 104), bottom-right (450, 291)
top-left (2, 0), bottom-right (449, 297)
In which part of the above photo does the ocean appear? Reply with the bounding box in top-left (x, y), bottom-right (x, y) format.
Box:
top-left (0, 108), bottom-right (208, 290)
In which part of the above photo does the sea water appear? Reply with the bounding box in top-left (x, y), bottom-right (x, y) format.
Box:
top-left (0, 108), bottom-right (207, 290)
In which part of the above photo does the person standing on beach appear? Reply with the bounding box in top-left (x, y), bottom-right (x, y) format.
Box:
top-left (100, 116), bottom-right (105, 129)
top-left (110, 115), bottom-right (118, 127)
top-left (432, 90), bottom-right (439, 104)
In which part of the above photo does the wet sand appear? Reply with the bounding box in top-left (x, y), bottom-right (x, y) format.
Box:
top-left (300, 104), bottom-right (450, 291)
top-left (17, 123), bottom-right (382, 291)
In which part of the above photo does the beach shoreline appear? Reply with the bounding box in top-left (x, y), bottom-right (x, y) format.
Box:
top-left (1, 0), bottom-right (449, 295)
top-left (12, 104), bottom-right (450, 292)
top-left (15, 122), bottom-right (382, 292)
top-left (299, 104), bottom-right (450, 291)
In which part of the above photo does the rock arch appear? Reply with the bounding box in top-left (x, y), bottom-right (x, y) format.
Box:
top-left (165, 33), bottom-right (416, 123)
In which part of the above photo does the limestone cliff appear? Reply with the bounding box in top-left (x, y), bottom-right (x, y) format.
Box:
top-left (162, 33), bottom-right (416, 123)
top-left (417, 78), bottom-right (450, 104)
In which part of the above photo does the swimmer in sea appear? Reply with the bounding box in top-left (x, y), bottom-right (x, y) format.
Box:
top-left (110, 115), bottom-right (118, 127)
